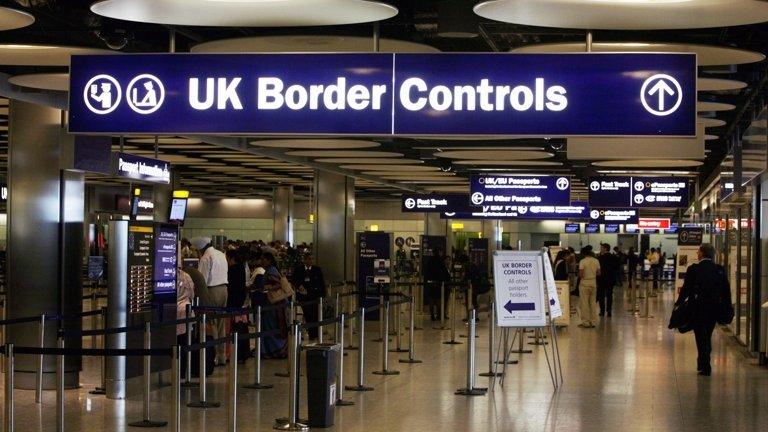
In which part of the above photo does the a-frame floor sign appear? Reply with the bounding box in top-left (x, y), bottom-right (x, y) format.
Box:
top-left (489, 249), bottom-right (564, 392)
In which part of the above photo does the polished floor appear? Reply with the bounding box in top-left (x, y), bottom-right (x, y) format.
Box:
top-left (3, 285), bottom-right (767, 431)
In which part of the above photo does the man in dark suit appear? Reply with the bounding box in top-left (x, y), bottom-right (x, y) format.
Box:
top-left (676, 243), bottom-right (732, 376)
top-left (292, 253), bottom-right (326, 340)
top-left (597, 243), bottom-right (620, 317)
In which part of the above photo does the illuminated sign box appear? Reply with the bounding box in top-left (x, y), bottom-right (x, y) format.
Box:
top-left (588, 176), bottom-right (690, 208)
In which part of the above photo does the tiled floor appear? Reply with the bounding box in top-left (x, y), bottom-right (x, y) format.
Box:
top-left (3, 285), bottom-right (767, 431)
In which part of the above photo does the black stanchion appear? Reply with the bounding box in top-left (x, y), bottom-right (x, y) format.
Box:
top-left (187, 314), bottom-right (220, 408)
top-left (90, 307), bottom-right (107, 395)
top-left (455, 310), bottom-right (486, 396)
top-left (335, 313), bottom-right (354, 406)
top-left (182, 304), bottom-right (197, 388)
top-left (372, 301), bottom-right (399, 376)
top-left (129, 322), bottom-right (168, 427)
top-left (244, 306), bottom-right (273, 390)
top-left (345, 307), bottom-right (373, 392)
top-left (5, 343), bottom-right (14, 432)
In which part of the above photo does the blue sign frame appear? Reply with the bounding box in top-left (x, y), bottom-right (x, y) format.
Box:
top-left (470, 175), bottom-right (572, 207)
top-left (588, 176), bottom-right (690, 208)
top-left (69, 53), bottom-right (696, 136)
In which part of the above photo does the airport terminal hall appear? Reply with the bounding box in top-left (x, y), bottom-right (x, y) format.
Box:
top-left (2, 0), bottom-right (768, 431)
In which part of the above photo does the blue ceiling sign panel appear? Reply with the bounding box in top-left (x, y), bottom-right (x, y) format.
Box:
top-left (588, 177), bottom-right (690, 208)
top-left (470, 175), bottom-right (572, 207)
top-left (69, 53), bottom-right (696, 136)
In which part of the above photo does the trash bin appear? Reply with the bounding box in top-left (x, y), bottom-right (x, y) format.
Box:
top-left (304, 343), bottom-right (340, 428)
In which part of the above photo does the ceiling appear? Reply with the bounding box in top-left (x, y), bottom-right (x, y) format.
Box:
top-left (0, 0), bottom-right (765, 211)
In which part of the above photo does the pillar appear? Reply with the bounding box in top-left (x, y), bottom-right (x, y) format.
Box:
top-left (425, 212), bottom-right (447, 236)
top-left (313, 171), bottom-right (354, 284)
top-left (7, 100), bottom-right (83, 389)
top-left (273, 185), bottom-right (294, 244)
top-left (482, 219), bottom-right (502, 254)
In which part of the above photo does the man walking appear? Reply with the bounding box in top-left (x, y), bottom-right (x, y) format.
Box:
top-left (578, 246), bottom-right (601, 328)
top-left (193, 237), bottom-right (229, 366)
top-left (675, 243), bottom-right (732, 376)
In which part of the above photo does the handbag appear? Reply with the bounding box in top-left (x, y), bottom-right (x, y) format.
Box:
top-left (716, 298), bottom-right (734, 325)
top-left (266, 276), bottom-right (295, 304)
top-left (668, 294), bottom-right (697, 334)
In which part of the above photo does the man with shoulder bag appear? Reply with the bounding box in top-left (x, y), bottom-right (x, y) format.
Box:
top-left (671, 243), bottom-right (733, 376)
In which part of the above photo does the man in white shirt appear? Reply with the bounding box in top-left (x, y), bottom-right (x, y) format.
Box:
top-left (192, 237), bottom-right (229, 365)
top-left (578, 245), bottom-right (601, 328)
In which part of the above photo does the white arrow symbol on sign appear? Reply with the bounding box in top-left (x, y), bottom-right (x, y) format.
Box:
top-left (640, 74), bottom-right (683, 117)
top-left (648, 80), bottom-right (675, 111)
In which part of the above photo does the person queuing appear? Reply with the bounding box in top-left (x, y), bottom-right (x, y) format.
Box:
top-left (674, 243), bottom-right (732, 376)
top-left (578, 245), bottom-right (601, 328)
top-left (426, 248), bottom-right (451, 321)
top-left (598, 244), bottom-right (620, 317)
top-left (260, 252), bottom-right (289, 358)
top-left (176, 267), bottom-right (195, 376)
top-left (626, 247), bottom-right (639, 289)
top-left (291, 253), bottom-right (326, 340)
top-left (553, 250), bottom-right (569, 281)
top-left (648, 247), bottom-right (661, 289)
top-left (193, 236), bottom-right (229, 366)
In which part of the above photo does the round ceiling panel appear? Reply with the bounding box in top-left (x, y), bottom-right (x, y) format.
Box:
top-left (92, 0), bottom-right (398, 27)
top-left (362, 171), bottom-right (455, 177)
top-left (697, 101), bottom-right (735, 112)
top-left (434, 150), bottom-right (553, 160)
top-left (0, 44), bottom-right (113, 66)
top-left (698, 78), bottom-right (747, 92)
top-left (592, 159), bottom-right (704, 168)
top-left (252, 139), bottom-right (380, 149)
top-left (193, 35), bottom-right (437, 53)
top-left (340, 164), bottom-right (440, 172)
top-left (705, 134), bottom-right (719, 141)
top-left (475, 0), bottom-right (768, 30)
top-left (315, 158), bottom-right (420, 164)
top-left (8, 73), bottom-right (68, 91)
top-left (0, 6), bottom-right (35, 31)
top-left (512, 42), bottom-right (765, 66)
top-left (698, 117), bottom-right (726, 128)
top-left (286, 150), bottom-right (402, 158)
top-left (452, 160), bottom-right (563, 166)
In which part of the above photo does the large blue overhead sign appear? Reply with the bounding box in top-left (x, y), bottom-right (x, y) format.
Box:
top-left (68, 53), bottom-right (696, 136)
top-left (588, 177), bottom-right (690, 208)
top-left (470, 175), bottom-right (571, 207)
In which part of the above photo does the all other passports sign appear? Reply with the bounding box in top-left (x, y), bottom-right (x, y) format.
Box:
top-left (470, 175), bottom-right (571, 207)
top-left (69, 53), bottom-right (696, 136)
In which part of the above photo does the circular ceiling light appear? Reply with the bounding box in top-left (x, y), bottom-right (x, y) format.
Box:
top-left (697, 101), bottom-right (735, 112)
top-left (0, 44), bottom-right (113, 66)
top-left (252, 139), bottom-right (380, 149)
top-left (475, 0), bottom-right (768, 30)
top-left (698, 78), bottom-right (747, 92)
top-left (452, 160), bottom-right (563, 166)
top-left (128, 137), bottom-right (202, 144)
top-left (705, 134), bottom-right (719, 140)
top-left (512, 42), bottom-right (765, 66)
top-left (286, 150), bottom-right (402, 158)
top-left (698, 117), bottom-right (726, 128)
top-left (92, 0), bottom-right (398, 27)
top-left (434, 150), bottom-right (553, 160)
top-left (8, 73), bottom-right (68, 91)
top-left (340, 164), bottom-right (440, 171)
top-left (592, 159), bottom-right (704, 168)
top-left (315, 158), bottom-right (421, 164)
top-left (0, 6), bottom-right (35, 31)
top-left (193, 35), bottom-right (437, 53)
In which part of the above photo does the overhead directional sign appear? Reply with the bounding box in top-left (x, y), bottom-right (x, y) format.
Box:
top-left (442, 201), bottom-right (588, 220)
top-left (589, 208), bottom-right (638, 224)
top-left (69, 53), bottom-right (696, 136)
top-left (638, 218), bottom-right (671, 230)
top-left (470, 175), bottom-right (571, 207)
top-left (114, 152), bottom-right (170, 184)
top-left (401, 193), bottom-right (471, 213)
top-left (588, 176), bottom-right (689, 208)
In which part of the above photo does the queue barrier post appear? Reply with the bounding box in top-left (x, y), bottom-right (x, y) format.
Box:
top-left (5, 343), bottom-right (14, 432)
top-left (56, 337), bottom-right (64, 432)
top-left (374, 295), bottom-right (385, 342)
top-left (273, 322), bottom-right (307, 431)
top-left (333, 293), bottom-right (340, 341)
top-left (182, 304), bottom-right (197, 388)
top-left (480, 301), bottom-right (505, 377)
top-left (35, 314), bottom-right (45, 404)
top-left (399, 295), bottom-right (422, 364)
top-left (129, 322), bottom-right (167, 427)
top-left (345, 303), bottom-right (357, 351)
top-left (641, 277), bottom-right (654, 319)
top-left (390, 300), bottom-right (407, 353)
top-left (455, 310), bottom-right (486, 396)
top-left (345, 307), bottom-right (373, 392)
top-left (90, 291), bottom-right (98, 352)
top-left (335, 313), bottom-right (354, 406)
top-left (373, 301), bottom-right (399, 376)
top-left (171, 346), bottom-right (181, 432)
top-left (188, 313), bottom-right (220, 408)
top-left (228, 332), bottom-right (238, 432)
top-left (318, 298), bottom-right (324, 344)
top-left (444, 288), bottom-right (462, 345)
top-left (276, 302), bottom-right (294, 378)
top-left (89, 307), bottom-right (108, 395)
top-left (244, 306), bottom-right (273, 390)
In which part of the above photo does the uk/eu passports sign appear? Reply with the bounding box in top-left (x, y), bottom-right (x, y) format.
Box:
top-left (69, 53), bottom-right (696, 136)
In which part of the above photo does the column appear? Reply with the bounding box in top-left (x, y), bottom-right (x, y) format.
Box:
top-left (482, 219), bottom-right (502, 254)
top-left (425, 212), bottom-right (447, 236)
top-left (7, 100), bottom-right (83, 389)
top-left (273, 185), bottom-right (294, 244)
top-left (313, 171), bottom-right (355, 284)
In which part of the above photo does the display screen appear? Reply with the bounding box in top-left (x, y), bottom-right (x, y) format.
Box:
top-left (585, 224), bottom-right (600, 234)
top-left (170, 198), bottom-right (187, 224)
top-left (564, 223), bottom-right (581, 233)
top-left (153, 224), bottom-right (178, 300)
top-left (604, 224), bottom-right (621, 234)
